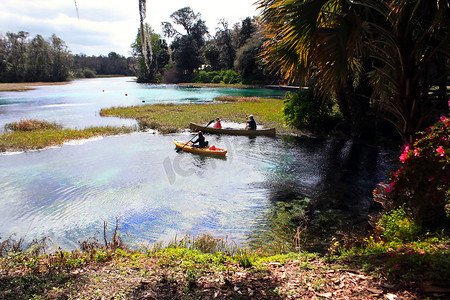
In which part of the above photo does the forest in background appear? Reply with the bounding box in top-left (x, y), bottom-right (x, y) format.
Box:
top-left (0, 12), bottom-right (270, 85)
top-left (0, 31), bottom-right (136, 82)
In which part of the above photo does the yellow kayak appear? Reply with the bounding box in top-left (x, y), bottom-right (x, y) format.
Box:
top-left (173, 140), bottom-right (227, 156)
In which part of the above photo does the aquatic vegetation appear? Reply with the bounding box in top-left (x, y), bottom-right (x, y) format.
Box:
top-left (0, 122), bottom-right (134, 152)
top-left (4, 119), bottom-right (62, 131)
top-left (100, 98), bottom-right (289, 134)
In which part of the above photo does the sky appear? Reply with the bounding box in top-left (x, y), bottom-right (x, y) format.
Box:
top-left (0, 0), bottom-right (259, 57)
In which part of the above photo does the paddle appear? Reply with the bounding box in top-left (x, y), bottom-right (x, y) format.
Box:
top-left (176, 119), bottom-right (214, 152)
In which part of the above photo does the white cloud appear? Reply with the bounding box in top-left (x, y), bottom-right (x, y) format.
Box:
top-left (0, 0), bottom-right (258, 56)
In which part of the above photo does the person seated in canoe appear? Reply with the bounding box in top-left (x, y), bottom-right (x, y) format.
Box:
top-left (213, 117), bottom-right (222, 129)
top-left (245, 115), bottom-right (257, 130)
top-left (191, 131), bottom-right (208, 148)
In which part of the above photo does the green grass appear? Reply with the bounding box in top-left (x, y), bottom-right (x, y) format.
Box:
top-left (100, 98), bottom-right (292, 134)
top-left (1, 230), bottom-right (448, 299)
top-left (0, 125), bottom-right (134, 152)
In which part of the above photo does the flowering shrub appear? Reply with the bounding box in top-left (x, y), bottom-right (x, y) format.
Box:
top-left (387, 114), bottom-right (449, 227)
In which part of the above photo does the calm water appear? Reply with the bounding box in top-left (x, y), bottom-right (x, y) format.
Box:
top-left (0, 77), bottom-right (286, 132)
top-left (0, 78), bottom-right (395, 251)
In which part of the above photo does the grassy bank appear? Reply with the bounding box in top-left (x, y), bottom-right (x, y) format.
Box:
top-left (1, 120), bottom-right (134, 152)
top-left (100, 97), bottom-right (294, 134)
top-left (0, 81), bottom-right (70, 92)
top-left (177, 82), bottom-right (259, 89)
top-left (1, 232), bottom-right (448, 299)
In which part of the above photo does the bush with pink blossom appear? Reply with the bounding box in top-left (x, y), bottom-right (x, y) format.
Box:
top-left (387, 114), bottom-right (449, 227)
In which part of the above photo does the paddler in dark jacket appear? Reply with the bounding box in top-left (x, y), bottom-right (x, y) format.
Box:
top-left (191, 131), bottom-right (208, 148)
top-left (245, 115), bottom-right (257, 130)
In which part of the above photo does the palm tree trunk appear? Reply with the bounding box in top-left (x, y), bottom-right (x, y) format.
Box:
top-left (139, 0), bottom-right (152, 69)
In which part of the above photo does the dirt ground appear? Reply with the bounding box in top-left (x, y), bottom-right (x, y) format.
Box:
top-left (17, 256), bottom-right (438, 299)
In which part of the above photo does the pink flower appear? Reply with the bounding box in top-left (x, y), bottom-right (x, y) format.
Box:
top-left (399, 145), bottom-right (411, 162)
top-left (414, 148), bottom-right (420, 156)
top-left (440, 116), bottom-right (448, 122)
top-left (436, 146), bottom-right (445, 156)
top-left (393, 264), bottom-right (399, 268)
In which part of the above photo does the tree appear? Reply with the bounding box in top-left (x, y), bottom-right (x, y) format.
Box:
top-left (238, 17), bottom-right (256, 48)
top-left (171, 35), bottom-right (203, 75)
top-left (5, 31), bottom-right (29, 82)
top-left (257, 0), bottom-right (449, 142)
top-left (162, 7), bottom-right (208, 75)
top-left (215, 19), bottom-right (236, 70)
top-left (131, 24), bottom-right (168, 82)
top-left (203, 43), bottom-right (220, 70)
top-left (50, 34), bottom-right (72, 81)
top-left (26, 35), bottom-right (52, 81)
top-left (362, 0), bottom-right (450, 143)
top-left (139, 0), bottom-right (152, 71)
top-left (0, 35), bottom-right (7, 82)
top-left (234, 31), bottom-right (267, 83)
top-left (257, 0), bottom-right (365, 130)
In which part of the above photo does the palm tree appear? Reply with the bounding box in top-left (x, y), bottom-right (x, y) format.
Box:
top-left (139, 0), bottom-right (153, 69)
top-left (257, 0), bottom-right (449, 142)
top-left (361, 0), bottom-right (449, 142)
top-left (257, 0), bottom-right (366, 130)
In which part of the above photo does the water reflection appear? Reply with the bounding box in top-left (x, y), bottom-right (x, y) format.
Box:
top-left (249, 136), bottom-right (396, 253)
top-left (0, 133), bottom-right (395, 252)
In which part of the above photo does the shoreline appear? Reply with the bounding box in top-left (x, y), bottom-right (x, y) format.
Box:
top-left (0, 81), bottom-right (71, 92)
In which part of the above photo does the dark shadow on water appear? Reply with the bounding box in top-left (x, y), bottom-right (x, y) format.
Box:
top-left (248, 135), bottom-right (397, 254)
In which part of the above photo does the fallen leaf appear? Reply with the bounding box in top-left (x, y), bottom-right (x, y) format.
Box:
top-left (367, 287), bottom-right (384, 294)
top-left (317, 292), bottom-right (332, 298)
top-left (385, 293), bottom-right (397, 300)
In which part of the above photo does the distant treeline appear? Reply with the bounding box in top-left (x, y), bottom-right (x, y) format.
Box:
top-left (73, 53), bottom-right (136, 78)
top-left (0, 31), bottom-right (72, 82)
top-left (0, 31), bottom-right (136, 83)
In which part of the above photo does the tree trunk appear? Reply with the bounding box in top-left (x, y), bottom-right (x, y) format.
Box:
top-left (139, 0), bottom-right (152, 69)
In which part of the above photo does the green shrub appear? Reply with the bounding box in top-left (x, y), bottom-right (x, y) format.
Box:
top-left (235, 253), bottom-right (253, 268)
top-left (194, 70), bottom-right (213, 83)
top-left (222, 70), bottom-right (242, 84)
top-left (83, 68), bottom-right (96, 78)
top-left (212, 75), bottom-right (222, 83)
top-left (193, 70), bottom-right (242, 84)
top-left (283, 88), bottom-right (337, 134)
top-left (376, 208), bottom-right (422, 243)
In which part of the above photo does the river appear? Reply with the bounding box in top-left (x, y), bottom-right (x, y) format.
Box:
top-left (0, 77), bottom-right (395, 252)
